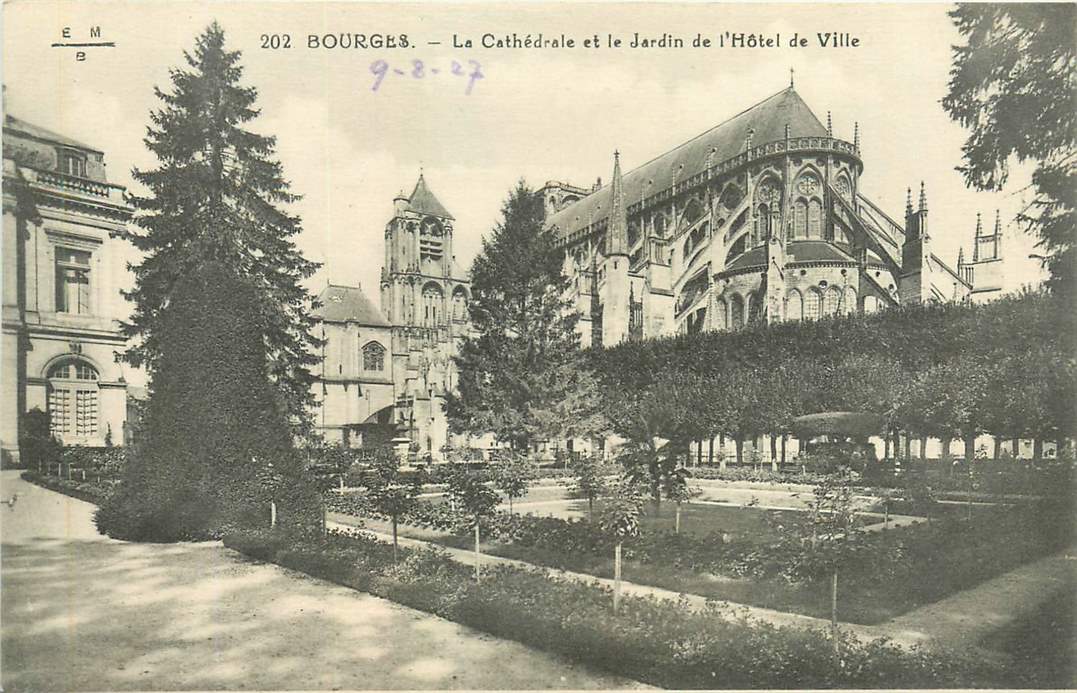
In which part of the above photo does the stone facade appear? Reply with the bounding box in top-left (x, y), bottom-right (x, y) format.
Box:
top-left (313, 175), bottom-right (471, 454)
top-left (2, 115), bottom-right (132, 458)
top-left (544, 86), bottom-right (995, 346)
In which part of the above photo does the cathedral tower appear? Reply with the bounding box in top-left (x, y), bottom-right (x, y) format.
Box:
top-left (963, 209), bottom-right (1005, 303)
top-left (899, 183), bottom-right (932, 304)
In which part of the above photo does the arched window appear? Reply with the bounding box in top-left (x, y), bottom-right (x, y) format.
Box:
top-left (714, 299), bottom-right (728, 331)
top-left (786, 289), bottom-right (803, 322)
top-left (843, 287), bottom-right (857, 315)
top-left (807, 199), bottom-right (823, 238)
top-left (804, 290), bottom-right (822, 321)
top-left (823, 286), bottom-right (841, 316)
top-left (863, 295), bottom-right (880, 314)
top-left (362, 342), bottom-right (385, 371)
top-left (793, 200), bottom-right (807, 239)
top-left (422, 284), bottom-right (444, 327)
top-left (46, 358), bottom-right (99, 439)
top-left (451, 287), bottom-right (468, 322)
top-left (730, 294), bottom-right (745, 328)
top-left (755, 204), bottom-right (770, 245)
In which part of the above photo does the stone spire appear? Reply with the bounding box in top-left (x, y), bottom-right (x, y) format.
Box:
top-left (826, 111), bottom-right (833, 137)
top-left (853, 122), bottom-right (860, 151)
top-left (973, 212), bottom-right (983, 261)
top-left (993, 208), bottom-right (1002, 236)
top-left (918, 181), bottom-right (928, 212)
top-left (606, 150), bottom-right (629, 256)
top-left (745, 127), bottom-right (754, 152)
top-left (905, 187), bottom-right (914, 220)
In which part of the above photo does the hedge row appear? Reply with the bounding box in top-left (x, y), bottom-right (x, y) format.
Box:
top-left (591, 291), bottom-right (1076, 461)
top-left (224, 528), bottom-right (1011, 689)
top-left (21, 471), bottom-right (115, 505)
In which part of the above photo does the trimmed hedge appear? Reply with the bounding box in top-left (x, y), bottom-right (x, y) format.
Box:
top-left (224, 528), bottom-right (1010, 689)
top-left (21, 470), bottom-right (116, 505)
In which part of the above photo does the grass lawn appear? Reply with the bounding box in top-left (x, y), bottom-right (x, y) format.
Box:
top-left (981, 588), bottom-right (1077, 688)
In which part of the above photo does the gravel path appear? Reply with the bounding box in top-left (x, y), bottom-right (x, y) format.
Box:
top-left (0, 470), bottom-right (646, 691)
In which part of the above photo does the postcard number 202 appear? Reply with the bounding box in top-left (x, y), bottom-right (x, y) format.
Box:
top-left (260, 34), bottom-right (291, 49)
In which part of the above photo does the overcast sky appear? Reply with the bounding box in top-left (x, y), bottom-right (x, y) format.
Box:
top-left (4, 1), bottom-right (1047, 308)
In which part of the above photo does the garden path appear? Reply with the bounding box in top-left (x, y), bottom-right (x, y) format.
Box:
top-left (0, 470), bottom-right (647, 691)
top-left (884, 542), bottom-right (1077, 647)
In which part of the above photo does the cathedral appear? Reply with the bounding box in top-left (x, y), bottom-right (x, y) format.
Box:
top-left (313, 174), bottom-right (470, 453)
top-left (314, 84), bottom-right (1006, 454)
top-left (542, 84), bottom-right (1004, 346)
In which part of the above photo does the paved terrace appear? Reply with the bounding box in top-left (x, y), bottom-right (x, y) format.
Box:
top-left (0, 470), bottom-right (646, 691)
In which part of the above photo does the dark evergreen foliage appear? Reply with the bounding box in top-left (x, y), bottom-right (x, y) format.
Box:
top-left (96, 263), bottom-right (319, 541)
top-left (445, 181), bottom-right (602, 448)
top-left (117, 22), bottom-right (321, 434)
top-left (942, 4), bottom-right (1076, 296)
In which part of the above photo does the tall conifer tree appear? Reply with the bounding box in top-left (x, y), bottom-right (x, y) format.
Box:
top-left (445, 181), bottom-right (599, 449)
top-left (118, 22), bottom-right (320, 433)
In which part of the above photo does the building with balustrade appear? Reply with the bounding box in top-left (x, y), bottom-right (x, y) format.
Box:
top-left (542, 85), bottom-right (998, 346)
top-left (2, 114), bottom-right (133, 459)
top-left (313, 174), bottom-right (471, 454)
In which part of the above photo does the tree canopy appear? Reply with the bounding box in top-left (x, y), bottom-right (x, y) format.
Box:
top-left (942, 4), bottom-right (1076, 296)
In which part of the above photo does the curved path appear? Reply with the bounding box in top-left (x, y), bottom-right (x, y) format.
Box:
top-left (0, 470), bottom-right (645, 691)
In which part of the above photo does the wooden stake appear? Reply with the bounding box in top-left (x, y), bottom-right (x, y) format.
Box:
top-left (831, 571), bottom-right (838, 629)
top-left (474, 522), bottom-right (482, 582)
top-left (613, 542), bottom-right (622, 612)
top-left (270, 501), bottom-right (277, 528)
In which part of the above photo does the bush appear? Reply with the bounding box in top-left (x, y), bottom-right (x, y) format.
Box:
top-left (224, 528), bottom-right (1011, 688)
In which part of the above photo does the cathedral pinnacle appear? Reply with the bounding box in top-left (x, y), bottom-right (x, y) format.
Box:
top-left (745, 127), bottom-right (754, 152)
top-left (606, 149), bottom-right (629, 256)
top-left (905, 187), bottom-right (914, 218)
top-left (826, 111), bottom-right (833, 137)
top-left (918, 181), bottom-right (928, 212)
top-left (975, 212), bottom-right (983, 237)
top-left (789, 66), bottom-right (794, 88)
top-left (993, 209), bottom-right (1002, 236)
top-left (853, 122), bottom-right (860, 150)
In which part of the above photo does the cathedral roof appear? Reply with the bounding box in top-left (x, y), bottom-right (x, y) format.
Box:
top-left (724, 240), bottom-right (856, 272)
top-left (407, 173), bottom-right (454, 220)
top-left (314, 284), bottom-right (390, 326)
top-left (547, 87), bottom-right (827, 241)
top-left (3, 114), bottom-right (102, 153)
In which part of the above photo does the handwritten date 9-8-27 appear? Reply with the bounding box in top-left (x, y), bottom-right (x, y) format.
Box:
top-left (370, 59), bottom-right (484, 95)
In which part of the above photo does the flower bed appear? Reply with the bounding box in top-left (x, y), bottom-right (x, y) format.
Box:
top-left (328, 491), bottom-right (1075, 624)
top-left (224, 528), bottom-right (1010, 689)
